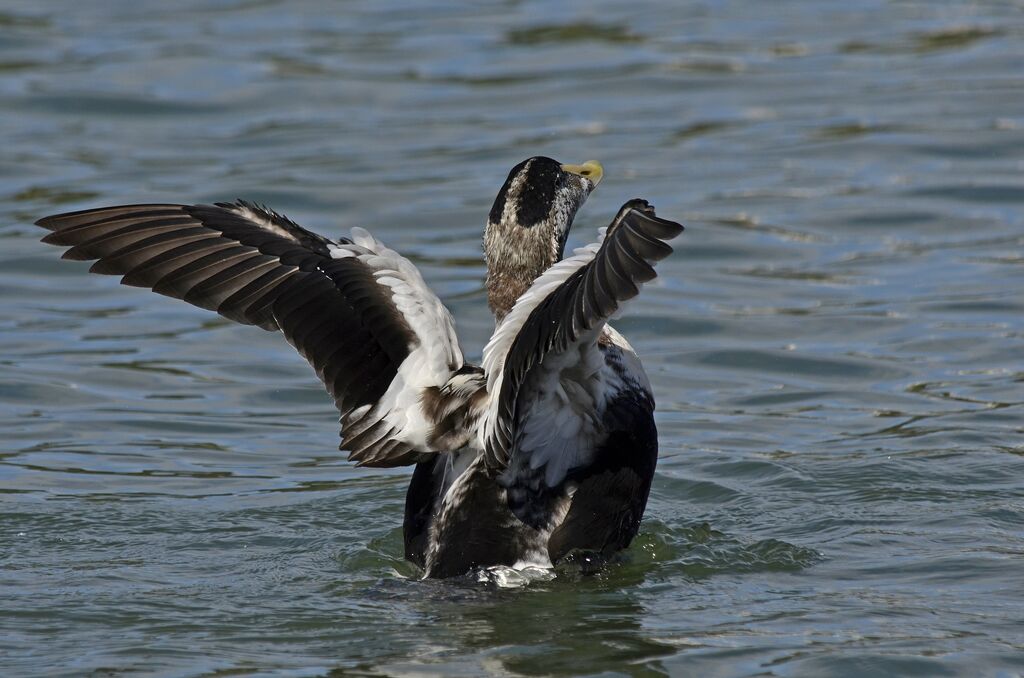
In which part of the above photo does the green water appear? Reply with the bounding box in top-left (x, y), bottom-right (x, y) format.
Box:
top-left (2, 1), bottom-right (1023, 675)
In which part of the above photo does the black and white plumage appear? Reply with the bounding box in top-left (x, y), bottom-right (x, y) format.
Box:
top-left (35, 156), bottom-right (683, 579)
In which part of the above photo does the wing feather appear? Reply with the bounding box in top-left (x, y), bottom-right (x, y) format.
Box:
top-left (37, 200), bottom-right (475, 466)
top-left (481, 199), bottom-right (682, 478)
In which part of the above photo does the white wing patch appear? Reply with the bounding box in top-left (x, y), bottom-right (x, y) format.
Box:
top-left (328, 228), bottom-right (467, 458)
top-left (350, 227), bottom-right (462, 379)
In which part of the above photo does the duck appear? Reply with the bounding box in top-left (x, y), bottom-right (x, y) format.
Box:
top-left (35, 156), bottom-right (683, 578)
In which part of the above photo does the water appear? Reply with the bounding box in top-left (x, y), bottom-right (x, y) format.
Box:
top-left (2, 0), bottom-right (1023, 675)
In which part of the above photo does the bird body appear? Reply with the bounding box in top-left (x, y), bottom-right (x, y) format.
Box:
top-left (36, 157), bottom-right (683, 578)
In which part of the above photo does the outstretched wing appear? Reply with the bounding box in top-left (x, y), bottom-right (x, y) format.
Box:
top-left (36, 200), bottom-right (468, 467)
top-left (480, 199), bottom-right (682, 522)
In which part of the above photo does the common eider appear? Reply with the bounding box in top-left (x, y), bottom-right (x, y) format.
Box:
top-left (36, 157), bottom-right (683, 578)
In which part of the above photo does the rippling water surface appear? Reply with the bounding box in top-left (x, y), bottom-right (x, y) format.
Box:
top-left (2, 1), bottom-right (1023, 675)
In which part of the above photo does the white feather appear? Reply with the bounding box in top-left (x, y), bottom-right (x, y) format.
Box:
top-left (227, 204), bottom-right (300, 242)
top-left (327, 227), bottom-right (465, 453)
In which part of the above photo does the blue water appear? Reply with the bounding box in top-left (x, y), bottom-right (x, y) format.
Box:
top-left (2, 1), bottom-right (1023, 675)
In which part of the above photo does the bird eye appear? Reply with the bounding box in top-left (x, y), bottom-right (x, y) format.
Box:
top-left (580, 170), bottom-right (592, 176)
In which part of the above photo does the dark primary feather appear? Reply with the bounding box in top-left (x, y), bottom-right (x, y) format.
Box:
top-left (37, 201), bottom-right (337, 329)
top-left (485, 199), bottom-right (684, 471)
top-left (35, 201), bottom-right (424, 466)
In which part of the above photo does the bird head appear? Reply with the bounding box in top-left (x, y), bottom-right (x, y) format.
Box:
top-left (484, 156), bottom-right (603, 318)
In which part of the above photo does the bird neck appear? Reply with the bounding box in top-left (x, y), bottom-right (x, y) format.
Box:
top-left (484, 223), bottom-right (559, 322)
top-left (486, 265), bottom-right (543, 322)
